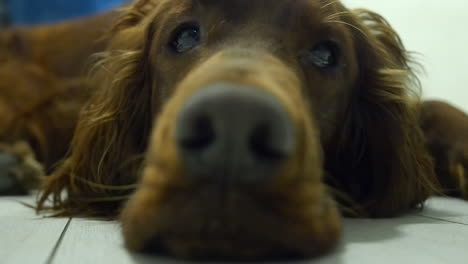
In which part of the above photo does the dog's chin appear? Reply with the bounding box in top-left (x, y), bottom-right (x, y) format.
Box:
top-left (121, 175), bottom-right (342, 261)
top-left (138, 214), bottom-right (338, 261)
top-left (142, 236), bottom-right (317, 261)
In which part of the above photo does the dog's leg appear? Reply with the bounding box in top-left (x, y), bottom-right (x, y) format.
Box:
top-left (0, 61), bottom-right (47, 195)
top-left (420, 100), bottom-right (468, 199)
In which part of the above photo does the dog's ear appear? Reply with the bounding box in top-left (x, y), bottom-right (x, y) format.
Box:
top-left (38, 1), bottom-right (162, 216)
top-left (329, 9), bottom-right (441, 217)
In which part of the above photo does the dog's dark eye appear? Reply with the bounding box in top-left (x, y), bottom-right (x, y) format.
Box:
top-left (303, 41), bottom-right (340, 69)
top-left (170, 25), bottom-right (201, 53)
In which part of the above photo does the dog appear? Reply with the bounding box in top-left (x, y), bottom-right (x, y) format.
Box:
top-left (0, 0), bottom-right (467, 260)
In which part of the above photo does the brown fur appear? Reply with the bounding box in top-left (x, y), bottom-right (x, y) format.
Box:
top-left (0, 11), bottom-right (118, 77)
top-left (420, 101), bottom-right (468, 198)
top-left (0, 0), bottom-right (466, 260)
top-left (0, 58), bottom-right (90, 169)
top-left (0, 11), bottom-right (119, 169)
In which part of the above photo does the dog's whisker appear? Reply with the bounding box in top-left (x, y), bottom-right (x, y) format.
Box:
top-left (320, 0), bottom-right (339, 10)
top-left (72, 176), bottom-right (138, 190)
top-left (324, 11), bottom-right (351, 22)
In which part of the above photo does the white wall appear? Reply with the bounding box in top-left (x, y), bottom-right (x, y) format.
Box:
top-left (343, 0), bottom-right (468, 112)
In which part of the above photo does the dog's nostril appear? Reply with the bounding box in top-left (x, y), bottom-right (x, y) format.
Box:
top-left (179, 116), bottom-right (215, 151)
top-left (249, 123), bottom-right (287, 161)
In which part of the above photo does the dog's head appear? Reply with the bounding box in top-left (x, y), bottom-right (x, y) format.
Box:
top-left (49, 0), bottom-right (439, 260)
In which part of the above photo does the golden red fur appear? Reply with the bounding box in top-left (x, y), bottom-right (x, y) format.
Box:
top-left (0, 0), bottom-right (467, 260)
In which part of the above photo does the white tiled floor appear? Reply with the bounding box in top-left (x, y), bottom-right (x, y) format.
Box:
top-left (0, 196), bottom-right (467, 264)
top-left (0, 197), bottom-right (69, 264)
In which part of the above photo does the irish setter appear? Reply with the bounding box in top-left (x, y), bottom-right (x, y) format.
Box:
top-left (0, 0), bottom-right (467, 260)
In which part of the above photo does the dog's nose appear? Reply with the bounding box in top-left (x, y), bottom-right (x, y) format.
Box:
top-left (176, 83), bottom-right (295, 184)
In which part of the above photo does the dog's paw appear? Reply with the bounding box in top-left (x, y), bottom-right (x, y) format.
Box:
top-left (0, 142), bottom-right (44, 196)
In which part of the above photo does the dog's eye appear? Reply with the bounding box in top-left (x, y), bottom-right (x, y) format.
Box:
top-left (303, 41), bottom-right (340, 69)
top-left (170, 25), bottom-right (201, 53)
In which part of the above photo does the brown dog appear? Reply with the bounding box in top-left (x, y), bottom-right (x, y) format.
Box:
top-left (0, 0), bottom-right (467, 261)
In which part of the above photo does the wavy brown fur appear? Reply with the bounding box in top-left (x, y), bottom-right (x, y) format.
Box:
top-left (323, 7), bottom-right (441, 217)
top-left (37, 1), bottom-right (160, 217)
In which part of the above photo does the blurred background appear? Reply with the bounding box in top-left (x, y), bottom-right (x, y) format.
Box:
top-left (342, 0), bottom-right (468, 112)
top-left (0, 0), bottom-right (466, 111)
top-left (0, 0), bottom-right (125, 25)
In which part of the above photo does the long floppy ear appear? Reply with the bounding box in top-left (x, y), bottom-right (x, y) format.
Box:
top-left (38, 1), bottom-right (160, 217)
top-left (328, 8), bottom-right (441, 217)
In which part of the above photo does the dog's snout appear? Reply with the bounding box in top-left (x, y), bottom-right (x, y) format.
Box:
top-left (176, 83), bottom-right (295, 184)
